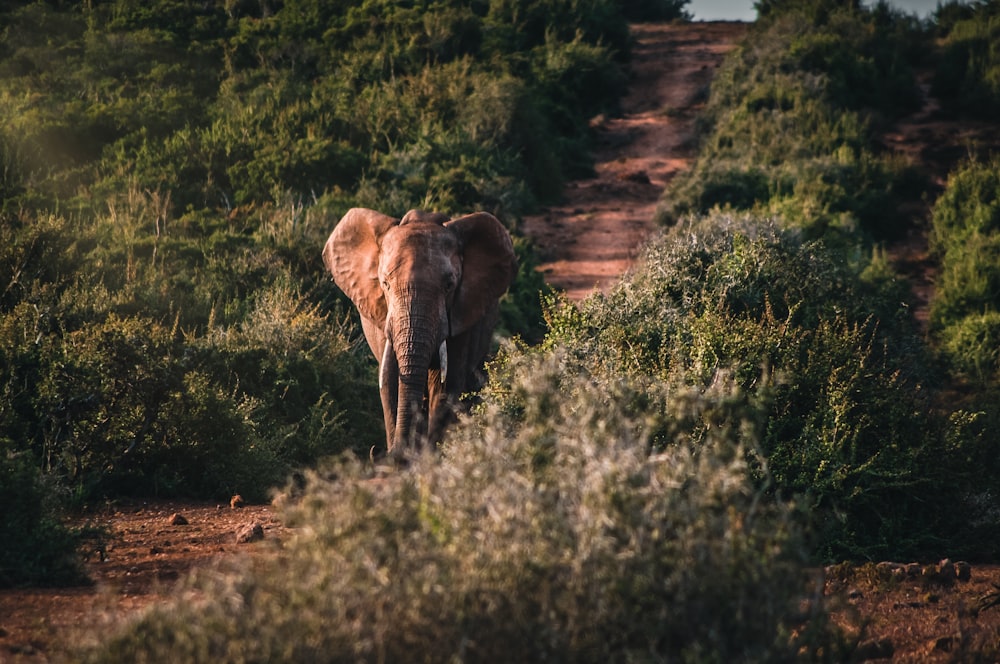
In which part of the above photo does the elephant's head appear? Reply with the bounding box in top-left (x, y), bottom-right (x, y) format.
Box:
top-left (323, 208), bottom-right (516, 457)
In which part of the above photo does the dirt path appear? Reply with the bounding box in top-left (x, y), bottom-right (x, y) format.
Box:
top-left (1, 499), bottom-right (287, 662)
top-left (879, 71), bottom-right (1000, 329)
top-left (521, 21), bottom-right (747, 301)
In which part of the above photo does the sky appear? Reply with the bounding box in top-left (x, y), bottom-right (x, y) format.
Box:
top-left (687, 0), bottom-right (956, 22)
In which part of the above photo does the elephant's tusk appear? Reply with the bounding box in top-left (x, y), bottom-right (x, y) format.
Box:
top-left (380, 339), bottom-right (393, 391)
top-left (439, 340), bottom-right (448, 385)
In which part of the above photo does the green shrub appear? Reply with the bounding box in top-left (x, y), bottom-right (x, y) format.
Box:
top-left (939, 311), bottom-right (1000, 383)
top-left (542, 212), bottom-right (967, 560)
top-left (933, 0), bottom-right (1000, 120)
top-left (0, 205), bottom-right (377, 501)
top-left (616, 0), bottom-right (690, 20)
top-left (81, 352), bottom-right (840, 663)
top-left (656, 4), bottom-right (925, 242)
top-left (0, 450), bottom-right (91, 588)
top-left (0, 0), bottom-right (632, 215)
top-left (931, 156), bottom-right (1000, 384)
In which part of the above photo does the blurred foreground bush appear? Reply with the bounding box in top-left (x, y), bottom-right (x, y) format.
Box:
top-left (83, 351), bottom-right (841, 662)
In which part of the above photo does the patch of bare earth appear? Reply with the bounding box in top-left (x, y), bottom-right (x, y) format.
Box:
top-left (1, 500), bottom-right (286, 662)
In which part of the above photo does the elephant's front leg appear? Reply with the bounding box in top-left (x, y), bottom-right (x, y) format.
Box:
top-left (426, 367), bottom-right (451, 447)
top-left (379, 344), bottom-right (399, 455)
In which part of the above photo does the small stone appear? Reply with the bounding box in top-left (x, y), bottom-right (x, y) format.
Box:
top-left (937, 558), bottom-right (956, 581)
top-left (848, 587), bottom-right (864, 599)
top-left (955, 561), bottom-right (972, 581)
top-left (168, 513), bottom-right (188, 526)
top-left (933, 635), bottom-right (957, 652)
top-left (236, 523), bottom-right (264, 544)
top-left (876, 561), bottom-right (902, 579)
top-left (230, 494), bottom-right (245, 509)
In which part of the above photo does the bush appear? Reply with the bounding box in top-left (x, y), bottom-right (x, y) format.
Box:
top-left (931, 156), bottom-right (1000, 385)
top-left (933, 0), bottom-right (1000, 120)
top-left (0, 205), bottom-right (377, 501)
top-left (656, 4), bottom-right (925, 242)
top-left (616, 0), bottom-right (691, 20)
top-left (541, 212), bottom-right (970, 560)
top-left (81, 352), bottom-right (840, 662)
top-left (0, 450), bottom-right (91, 588)
top-left (939, 311), bottom-right (1000, 383)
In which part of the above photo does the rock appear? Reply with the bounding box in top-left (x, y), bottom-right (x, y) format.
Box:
top-left (230, 494), bottom-right (245, 509)
top-left (236, 523), bottom-right (264, 544)
top-left (955, 560), bottom-right (972, 581)
top-left (876, 561), bottom-right (904, 580)
top-left (855, 638), bottom-right (894, 661)
top-left (618, 170), bottom-right (651, 184)
top-left (168, 512), bottom-right (188, 525)
top-left (937, 558), bottom-right (956, 581)
top-left (905, 562), bottom-right (922, 576)
top-left (922, 559), bottom-right (957, 584)
top-left (933, 635), bottom-right (958, 652)
top-left (848, 587), bottom-right (864, 599)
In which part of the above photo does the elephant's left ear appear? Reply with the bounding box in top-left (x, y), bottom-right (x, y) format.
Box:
top-left (446, 212), bottom-right (517, 334)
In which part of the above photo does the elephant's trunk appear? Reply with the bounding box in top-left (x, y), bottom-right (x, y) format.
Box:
top-left (388, 288), bottom-right (443, 453)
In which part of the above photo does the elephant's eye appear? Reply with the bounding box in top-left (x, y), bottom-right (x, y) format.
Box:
top-left (443, 275), bottom-right (456, 292)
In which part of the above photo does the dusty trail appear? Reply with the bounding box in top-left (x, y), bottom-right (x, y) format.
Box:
top-left (521, 21), bottom-right (746, 301)
top-left (879, 71), bottom-right (1000, 329)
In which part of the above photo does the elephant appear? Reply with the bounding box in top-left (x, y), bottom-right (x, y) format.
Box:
top-left (324, 208), bottom-right (517, 460)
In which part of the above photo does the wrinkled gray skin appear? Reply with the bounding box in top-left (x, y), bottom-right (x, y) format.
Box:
top-left (324, 208), bottom-right (517, 459)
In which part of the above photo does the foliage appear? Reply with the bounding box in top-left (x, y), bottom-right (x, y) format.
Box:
top-left (0, 0), bottom-right (631, 214)
top-left (0, 0), bottom-right (633, 585)
top-left (539, 212), bottom-right (983, 560)
top-left (656, 2), bottom-right (926, 242)
top-left (0, 450), bottom-right (92, 588)
top-left (81, 351), bottom-right (844, 662)
top-left (931, 156), bottom-right (1000, 385)
top-left (932, 0), bottom-right (1000, 120)
top-left (616, 0), bottom-right (690, 21)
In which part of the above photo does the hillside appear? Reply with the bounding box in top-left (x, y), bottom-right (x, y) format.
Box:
top-left (5, 8), bottom-right (1000, 661)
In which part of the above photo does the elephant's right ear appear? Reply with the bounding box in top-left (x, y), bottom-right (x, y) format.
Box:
top-left (323, 208), bottom-right (399, 324)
